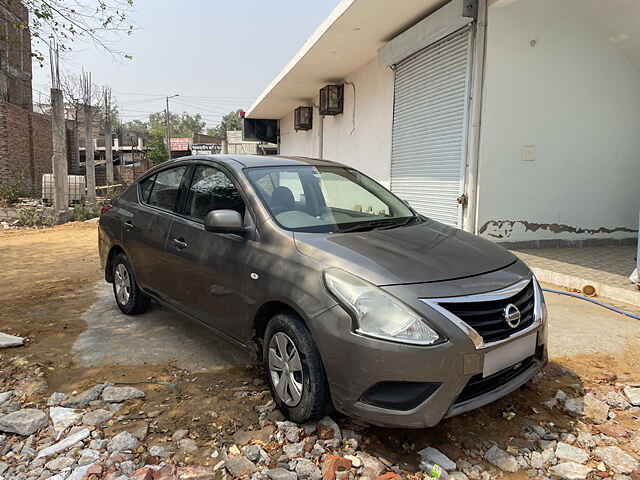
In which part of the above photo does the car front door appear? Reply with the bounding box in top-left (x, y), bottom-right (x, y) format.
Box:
top-left (163, 163), bottom-right (255, 342)
top-left (122, 165), bottom-right (189, 299)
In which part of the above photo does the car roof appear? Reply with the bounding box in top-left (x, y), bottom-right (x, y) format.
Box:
top-left (156, 154), bottom-right (346, 169)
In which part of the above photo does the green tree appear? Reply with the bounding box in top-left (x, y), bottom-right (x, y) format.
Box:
top-left (146, 133), bottom-right (167, 166)
top-left (120, 119), bottom-right (148, 138)
top-left (207, 109), bottom-right (244, 139)
top-left (148, 111), bottom-right (205, 138)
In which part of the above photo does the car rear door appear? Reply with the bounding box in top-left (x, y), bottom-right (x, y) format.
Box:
top-left (163, 163), bottom-right (255, 341)
top-left (122, 165), bottom-right (189, 298)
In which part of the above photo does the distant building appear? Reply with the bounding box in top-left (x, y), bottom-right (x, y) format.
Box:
top-left (191, 132), bottom-right (222, 155)
top-left (226, 130), bottom-right (277, 156)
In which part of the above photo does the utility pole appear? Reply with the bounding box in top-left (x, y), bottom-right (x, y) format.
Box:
top-left (165, 94), bottom-right (179, 160)
top-left (104, 88), bottom-right (114, 185)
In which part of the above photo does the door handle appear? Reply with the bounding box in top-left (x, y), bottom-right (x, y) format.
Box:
top-left (124, 220), bottom-right (135, 230)
top-left (172, 238), bottom-right (188, 250)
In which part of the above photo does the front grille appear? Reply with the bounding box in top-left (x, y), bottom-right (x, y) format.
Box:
top-left (440, 281), bottom-right (535, 344)
top-left (455, 356), bottom-right (535, 404)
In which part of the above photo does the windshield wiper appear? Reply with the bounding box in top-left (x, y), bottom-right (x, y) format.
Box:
top-left (376, 216), bottom-right (417, 230)
top-left (338, 218), bottom-right (410, 233)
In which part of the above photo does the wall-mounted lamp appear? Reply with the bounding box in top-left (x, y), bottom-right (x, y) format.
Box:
top-left (294, 106), bottom-right (313, 131)
top-left (319, 84), bottom-right (344, 116)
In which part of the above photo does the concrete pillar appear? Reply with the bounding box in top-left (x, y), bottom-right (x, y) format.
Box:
top-left (50, 88), bottom-right (68, 213)
top-left (105, 129), bottom-right (114, 185)
top-left (114, 138), bottom-right (120, 150)
top-left (73, 106), bottom-right (81, 172)
top-left (222, 138), bottom-right (228, 154)
top-left (137, 137), bottom-right (143, 150)
top-left (84, 104), bottom-right (96, 203)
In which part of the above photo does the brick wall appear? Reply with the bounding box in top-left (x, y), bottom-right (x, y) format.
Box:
top-left (30, 109), bottom-right (52, 193)
top-left (0, 0), bottom-right (32, 110)
top-left (115, 156), bottom-right (152, 185)
top-left (0, 102), bottom-right (52, 194)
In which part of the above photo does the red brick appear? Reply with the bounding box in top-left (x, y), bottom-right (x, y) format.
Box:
top-left (323, 455), bottom-right (353, 480)
top-left (131, 467), bottom-right (155, 480)
top-left (376, 474), bottom-right (401, 480)
top-left (318, 423), bottom-right (336, 440)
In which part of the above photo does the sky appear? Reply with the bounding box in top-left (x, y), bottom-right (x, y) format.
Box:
top-left (32, 0), bottom-right (341, 129)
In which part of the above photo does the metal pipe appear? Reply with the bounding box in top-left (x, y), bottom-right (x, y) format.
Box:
top-left (317, 109), bottom-right (324, 159)
top-left (463, 0), bottom-right (487, 234)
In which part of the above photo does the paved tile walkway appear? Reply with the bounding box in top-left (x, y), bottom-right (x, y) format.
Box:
top-left (512, 245), bottom-right (639, 304)
top-left (514, 246), bottom-right (637, 289)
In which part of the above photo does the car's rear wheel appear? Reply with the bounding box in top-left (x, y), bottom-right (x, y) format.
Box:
top-left (112, 253), bottom-right (150, 315)
top-left (264, 312), bottom-right (331, 423)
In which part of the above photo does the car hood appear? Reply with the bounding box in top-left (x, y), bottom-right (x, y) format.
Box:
top-left (293, 218), bottom-right (518, 286)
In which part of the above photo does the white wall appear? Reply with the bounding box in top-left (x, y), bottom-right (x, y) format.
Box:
top-left (477, 0), bottom-right (640, 243)
top-left (279, 107), bottom-right (318, 159)
top-left (278, 57), bottom-right (395, 187)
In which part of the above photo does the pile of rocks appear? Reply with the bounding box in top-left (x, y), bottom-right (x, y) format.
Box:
top-left (1, 377), bottom-right (639, 480)
top-left (0, 383), bottom-right (151, 480)
top-left (474, 384), bottom-right (640, 480)
top-left (0, 381), bottom-right (411, 480)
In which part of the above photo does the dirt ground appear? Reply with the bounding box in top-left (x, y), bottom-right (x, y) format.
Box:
top-left (1, 223), bottom-right (639, 474)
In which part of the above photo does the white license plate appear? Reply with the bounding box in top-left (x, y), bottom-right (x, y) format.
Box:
top-left (482, 333), bottom-right (536, 378)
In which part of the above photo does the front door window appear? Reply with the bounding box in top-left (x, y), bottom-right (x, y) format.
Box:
top-left (185, 166), bottom-right (245, 222)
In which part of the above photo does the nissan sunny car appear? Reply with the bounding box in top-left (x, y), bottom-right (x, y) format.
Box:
top-left (98, 155), bottom-right (548, 428)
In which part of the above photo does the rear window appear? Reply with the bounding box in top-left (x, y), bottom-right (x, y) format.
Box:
top-left (139, 175), bottom-right (156, 203)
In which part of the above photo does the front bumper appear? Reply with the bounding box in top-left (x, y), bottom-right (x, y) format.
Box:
top-left (309, 264), bottom-right (548, 428)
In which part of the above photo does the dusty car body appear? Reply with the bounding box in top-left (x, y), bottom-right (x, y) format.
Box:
top-left (99, 155), bottom-right (548, 428)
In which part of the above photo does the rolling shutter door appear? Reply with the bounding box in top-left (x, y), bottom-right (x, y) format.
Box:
top-left (391, 26), bottom-right (473, 228)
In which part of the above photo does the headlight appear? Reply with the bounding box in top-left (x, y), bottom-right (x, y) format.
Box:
top-left (533, 276), bottom-right (548, 323)
top-left (324, 269), bottom-right (443, 345)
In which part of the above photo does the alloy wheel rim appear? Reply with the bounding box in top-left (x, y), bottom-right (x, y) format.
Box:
top-left (114, 263), bottom-right (131, 305)
top-left (268, 332), bottom-right (304, 407)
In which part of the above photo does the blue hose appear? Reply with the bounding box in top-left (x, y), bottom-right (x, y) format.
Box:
top-left (542, 287), bottom-right (640, 321)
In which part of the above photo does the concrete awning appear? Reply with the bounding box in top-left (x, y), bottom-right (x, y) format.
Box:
top-left (246, 0), bottom-right (447, 119)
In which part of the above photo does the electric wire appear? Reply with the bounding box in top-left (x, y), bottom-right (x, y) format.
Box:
top-left (542, 287), bottom-right (640, 321)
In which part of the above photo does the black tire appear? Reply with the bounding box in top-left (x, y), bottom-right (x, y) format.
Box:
top-left (111, 253), bottom-right (150, 315)
top-left (263, 312), bottom-right (332, 423)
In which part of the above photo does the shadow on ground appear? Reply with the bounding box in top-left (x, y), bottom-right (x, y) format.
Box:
top-left (73, 282), bottom-right (250, 370)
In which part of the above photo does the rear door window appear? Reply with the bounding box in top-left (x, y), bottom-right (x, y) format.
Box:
top-left (146, 166), bottom-right (189, 212)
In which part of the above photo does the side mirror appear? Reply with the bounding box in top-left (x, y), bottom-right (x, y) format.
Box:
top-left (204, 210), bottom-right (247, 235)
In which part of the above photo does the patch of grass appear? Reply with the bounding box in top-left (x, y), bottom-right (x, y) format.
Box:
top-left (17, 208), bottom-right (53, 227)
top-left (71, 204), bottom-right (101, 222)
top-left (0, 184), bottom-right (20, 207)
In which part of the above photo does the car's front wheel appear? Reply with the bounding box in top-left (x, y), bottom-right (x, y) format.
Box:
top-left (111, 253), bottom-right (150, 315)
top-left (264, 312), bottom-right (331, 423)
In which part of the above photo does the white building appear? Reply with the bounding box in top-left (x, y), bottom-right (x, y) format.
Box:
top-left (247, 0), bottom-right (640, 247)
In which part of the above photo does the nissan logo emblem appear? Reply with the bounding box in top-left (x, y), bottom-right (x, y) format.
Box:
top-left (503, 303), bottom-right (521, 328)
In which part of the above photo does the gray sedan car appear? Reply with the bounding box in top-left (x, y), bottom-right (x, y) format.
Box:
top-left (98, 155), bottom-right (548, 428)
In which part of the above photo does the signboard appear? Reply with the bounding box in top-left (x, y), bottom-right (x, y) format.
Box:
top-left (191, 143), bottom-right (221, 154)
top-left (170, 137), bottom-right (191, 151)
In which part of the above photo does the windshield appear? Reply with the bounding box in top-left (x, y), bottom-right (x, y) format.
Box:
top-left (245, 165), bottom-right (419, 233)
